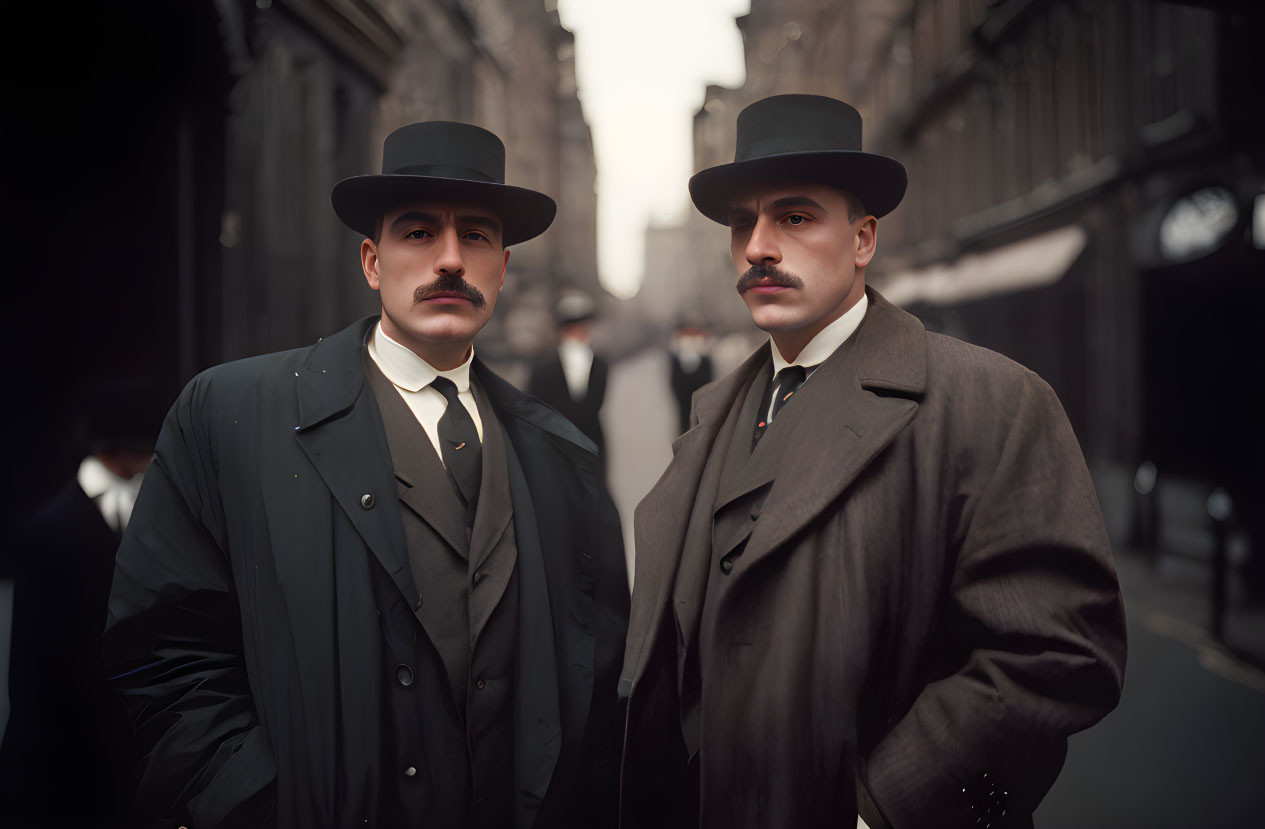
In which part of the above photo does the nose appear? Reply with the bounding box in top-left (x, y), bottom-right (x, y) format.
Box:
top-left (434, 226), bottom-right (465, 277)
top-left (744, 214), bottom-right (781, 267)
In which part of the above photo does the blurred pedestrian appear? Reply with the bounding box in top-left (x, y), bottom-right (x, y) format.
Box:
top-left (0, 380), bottom-right (161, 828)
top-left (618, 94), bottom-right (1127, 829)
top-left (667, 313), bottom-right (714, 436)
top-left (102, 121), bottom-right (629, 829)
top-left (527, 292), bottom-right (609, 468)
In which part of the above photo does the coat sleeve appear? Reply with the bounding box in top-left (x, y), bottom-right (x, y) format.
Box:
top-left (103, 379), bottom-right (277, 828)
top-left (859, 370), bottom-right (1127, 829)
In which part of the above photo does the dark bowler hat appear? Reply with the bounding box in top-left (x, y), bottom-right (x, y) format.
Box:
top-left (555, 291), bottom-right (597, 326)
top-left (332, 121), bottom-right (557, 246)
top-left (689, 94), bottom-right (907, 223)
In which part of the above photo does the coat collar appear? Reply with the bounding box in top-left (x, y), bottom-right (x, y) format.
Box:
top-left (293, 316), bottom-right (596, 452)
top-left (296, 317), bottom-right (378, 430)
top-left (292, 318), bottom-right (418, 611)
top-left (475, 358), bottom-right (599, 456)
top-left (690, 288), bottom-right (926, 431)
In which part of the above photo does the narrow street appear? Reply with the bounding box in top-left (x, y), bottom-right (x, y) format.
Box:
top-left (603, 347), bottom-right (677, 580)
top-left (1037, 552), bottom-right (1265, 827)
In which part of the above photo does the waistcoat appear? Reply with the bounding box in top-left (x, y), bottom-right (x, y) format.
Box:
top-left (365, 356), bottom-right (520, 826)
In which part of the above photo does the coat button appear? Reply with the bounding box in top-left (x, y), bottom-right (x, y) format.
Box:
top-left (404, 766), bottom-right (416, 777)
top-left (360, 492), bottom-right (375, 509)
top-left (396, 664), bottom-right (414, 687)
top-left (719, 558), bottom-right (734, 575)
top-left (472, 570), bottom-right (485, 585)
top-left (475, 678), bottom-right (486, 689)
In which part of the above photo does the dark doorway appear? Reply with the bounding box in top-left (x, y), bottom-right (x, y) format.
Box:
top-left (2, 0), bottom-right (230, 511)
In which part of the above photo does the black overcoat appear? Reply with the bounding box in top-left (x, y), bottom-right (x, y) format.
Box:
top-left (103, 317), bottom-right (629, 829)
top-left (526, 352), bottom-right (608, 460)
top-left (1, 480), bottom-right (141, 826)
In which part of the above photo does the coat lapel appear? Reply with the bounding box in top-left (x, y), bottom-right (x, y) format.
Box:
top-left (364, 354), bottom-right (471, 558)
top-left (707, 366), bottom-right (775, 566)
top-left (623, 348), bottom-right (769, 689)
top-left (673, 357), bottom-right (769, 658)
top-left (293, 319), bottom-right (418, 611)
top-left (473, 361), bottom-right (597, 828)
top-left (731, 290), bottom-right (927, 579)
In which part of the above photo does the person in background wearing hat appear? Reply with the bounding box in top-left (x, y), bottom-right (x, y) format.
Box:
top-left (1, 381), bottom-right (160, 828)
top-left (666, 313), bottom-right (714, 437)
top-left (103, 121), bottom-right (629, 829)
top-left (527, 293), bottom-right (609, 473)
top-left (617, 95), bottom-right (1126, 829)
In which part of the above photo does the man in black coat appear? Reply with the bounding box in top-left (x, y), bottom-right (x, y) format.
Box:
top-left (103, 121), bottom-right (629, 829)
top-left (527, 293), bottom-right (608, 466)
top-left (1, 388), bottom-right (159, 828)
top-left (666, 314), bottom-right (714, 437)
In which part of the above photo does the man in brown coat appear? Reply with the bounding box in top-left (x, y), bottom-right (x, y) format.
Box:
top-left (618, 94), bottom-right (1126, 829)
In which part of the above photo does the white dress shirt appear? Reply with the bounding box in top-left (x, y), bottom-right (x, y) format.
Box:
top-left (766, 292), bottom-right (869, 421)
top-left (367, 321), bottom-right (483, 465)
top-left (558, 339), bottom-right (594, 402)
top-left (77, 455), bottom-right (145, 533)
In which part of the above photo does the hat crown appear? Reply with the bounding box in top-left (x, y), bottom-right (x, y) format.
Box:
top-left (734, 94), bottom-right (863, 162)
top-left (381, 121), bottom-right (505, 184)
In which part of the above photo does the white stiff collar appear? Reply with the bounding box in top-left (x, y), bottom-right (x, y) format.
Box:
top-left (770, 292), bottom-right (868, 375)
top-left (368, 320), bottom-right (474, 393)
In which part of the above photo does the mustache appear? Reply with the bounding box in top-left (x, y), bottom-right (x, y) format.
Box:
top-left (736, 264), bottom-right (804, 295)
top-left (413, 274), bottom-right (486, 308)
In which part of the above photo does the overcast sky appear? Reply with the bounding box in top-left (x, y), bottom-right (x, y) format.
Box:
top-left (554, 0), bottom-right (749, 298)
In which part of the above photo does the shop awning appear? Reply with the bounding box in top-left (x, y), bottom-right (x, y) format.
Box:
top-left (878, 224), bottom-right (1088, 306)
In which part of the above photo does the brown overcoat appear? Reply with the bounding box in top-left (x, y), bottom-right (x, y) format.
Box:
top-left (618, 289), bottom-right (1126, 829)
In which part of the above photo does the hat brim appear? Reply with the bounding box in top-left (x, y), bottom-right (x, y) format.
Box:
top-left (688, 151), bottom-right (907, 224)
top-left (331, 175), bottom-right (557, 247)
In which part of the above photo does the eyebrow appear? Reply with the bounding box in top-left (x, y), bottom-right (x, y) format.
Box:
top-left (389, 211), bottom-right (502, 235)
top-left (390, 211), bottom-right (440, 231)
top-left (727, 195), bottom-right (829, 223)
top-left (459, 213), bottom-right (501, 235)
top-left (767, 196), bottom-right (829, 213)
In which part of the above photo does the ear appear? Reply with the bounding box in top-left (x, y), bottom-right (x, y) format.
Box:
top-left (498, 249), bottom-right (510, 292)
top-left (854, 216), bottom-right (878, 269)
top-left (361, 238), bottom-right (381, 291)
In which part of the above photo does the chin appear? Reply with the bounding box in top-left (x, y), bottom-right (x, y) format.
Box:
top-left (417, 323), bottom-right (480, 345)
top-left (746, 304), bottom-right (804, 333)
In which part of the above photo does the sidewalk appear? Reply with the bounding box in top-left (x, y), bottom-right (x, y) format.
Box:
top-left (1036, 550), bottom-right (1265, 828)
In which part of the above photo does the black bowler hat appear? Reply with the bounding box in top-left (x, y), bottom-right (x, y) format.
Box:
top-left (689, 94), bottom-right (907, 223)
top-left (555, 291), bottom-right (597, 326)
top-left (332, 121), bottom-right (557, 246)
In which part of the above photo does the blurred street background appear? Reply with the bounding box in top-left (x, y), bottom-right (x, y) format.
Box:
top-left (2, 0), bottom-right (1263, 826)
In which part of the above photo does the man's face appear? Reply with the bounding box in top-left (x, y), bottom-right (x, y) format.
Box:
top-left (727, 182), bottom-right (876, 348)
top-left (361, 200), bottom-right (510, 365)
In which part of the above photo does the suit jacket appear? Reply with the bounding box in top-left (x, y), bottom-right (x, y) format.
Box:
top-left (619, 289), bottom-right (1126, 829)
top-left (527, 350), bottom-right (608, 459)
top-left (103, 317), bottom-right (629, 829)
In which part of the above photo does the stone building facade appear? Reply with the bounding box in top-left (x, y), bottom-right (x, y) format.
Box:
top-left (222, 0), bottom-right (599, 362)
top-left (6, 0), bottom-right (599, 509)
top-left (655, 0), bottom-right (1264, 541)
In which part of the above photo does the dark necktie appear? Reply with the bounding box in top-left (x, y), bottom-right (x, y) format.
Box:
top-left (755, 365), bottom-right (807, 443)
top-left (431, 376), bottom-right (481, 521)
